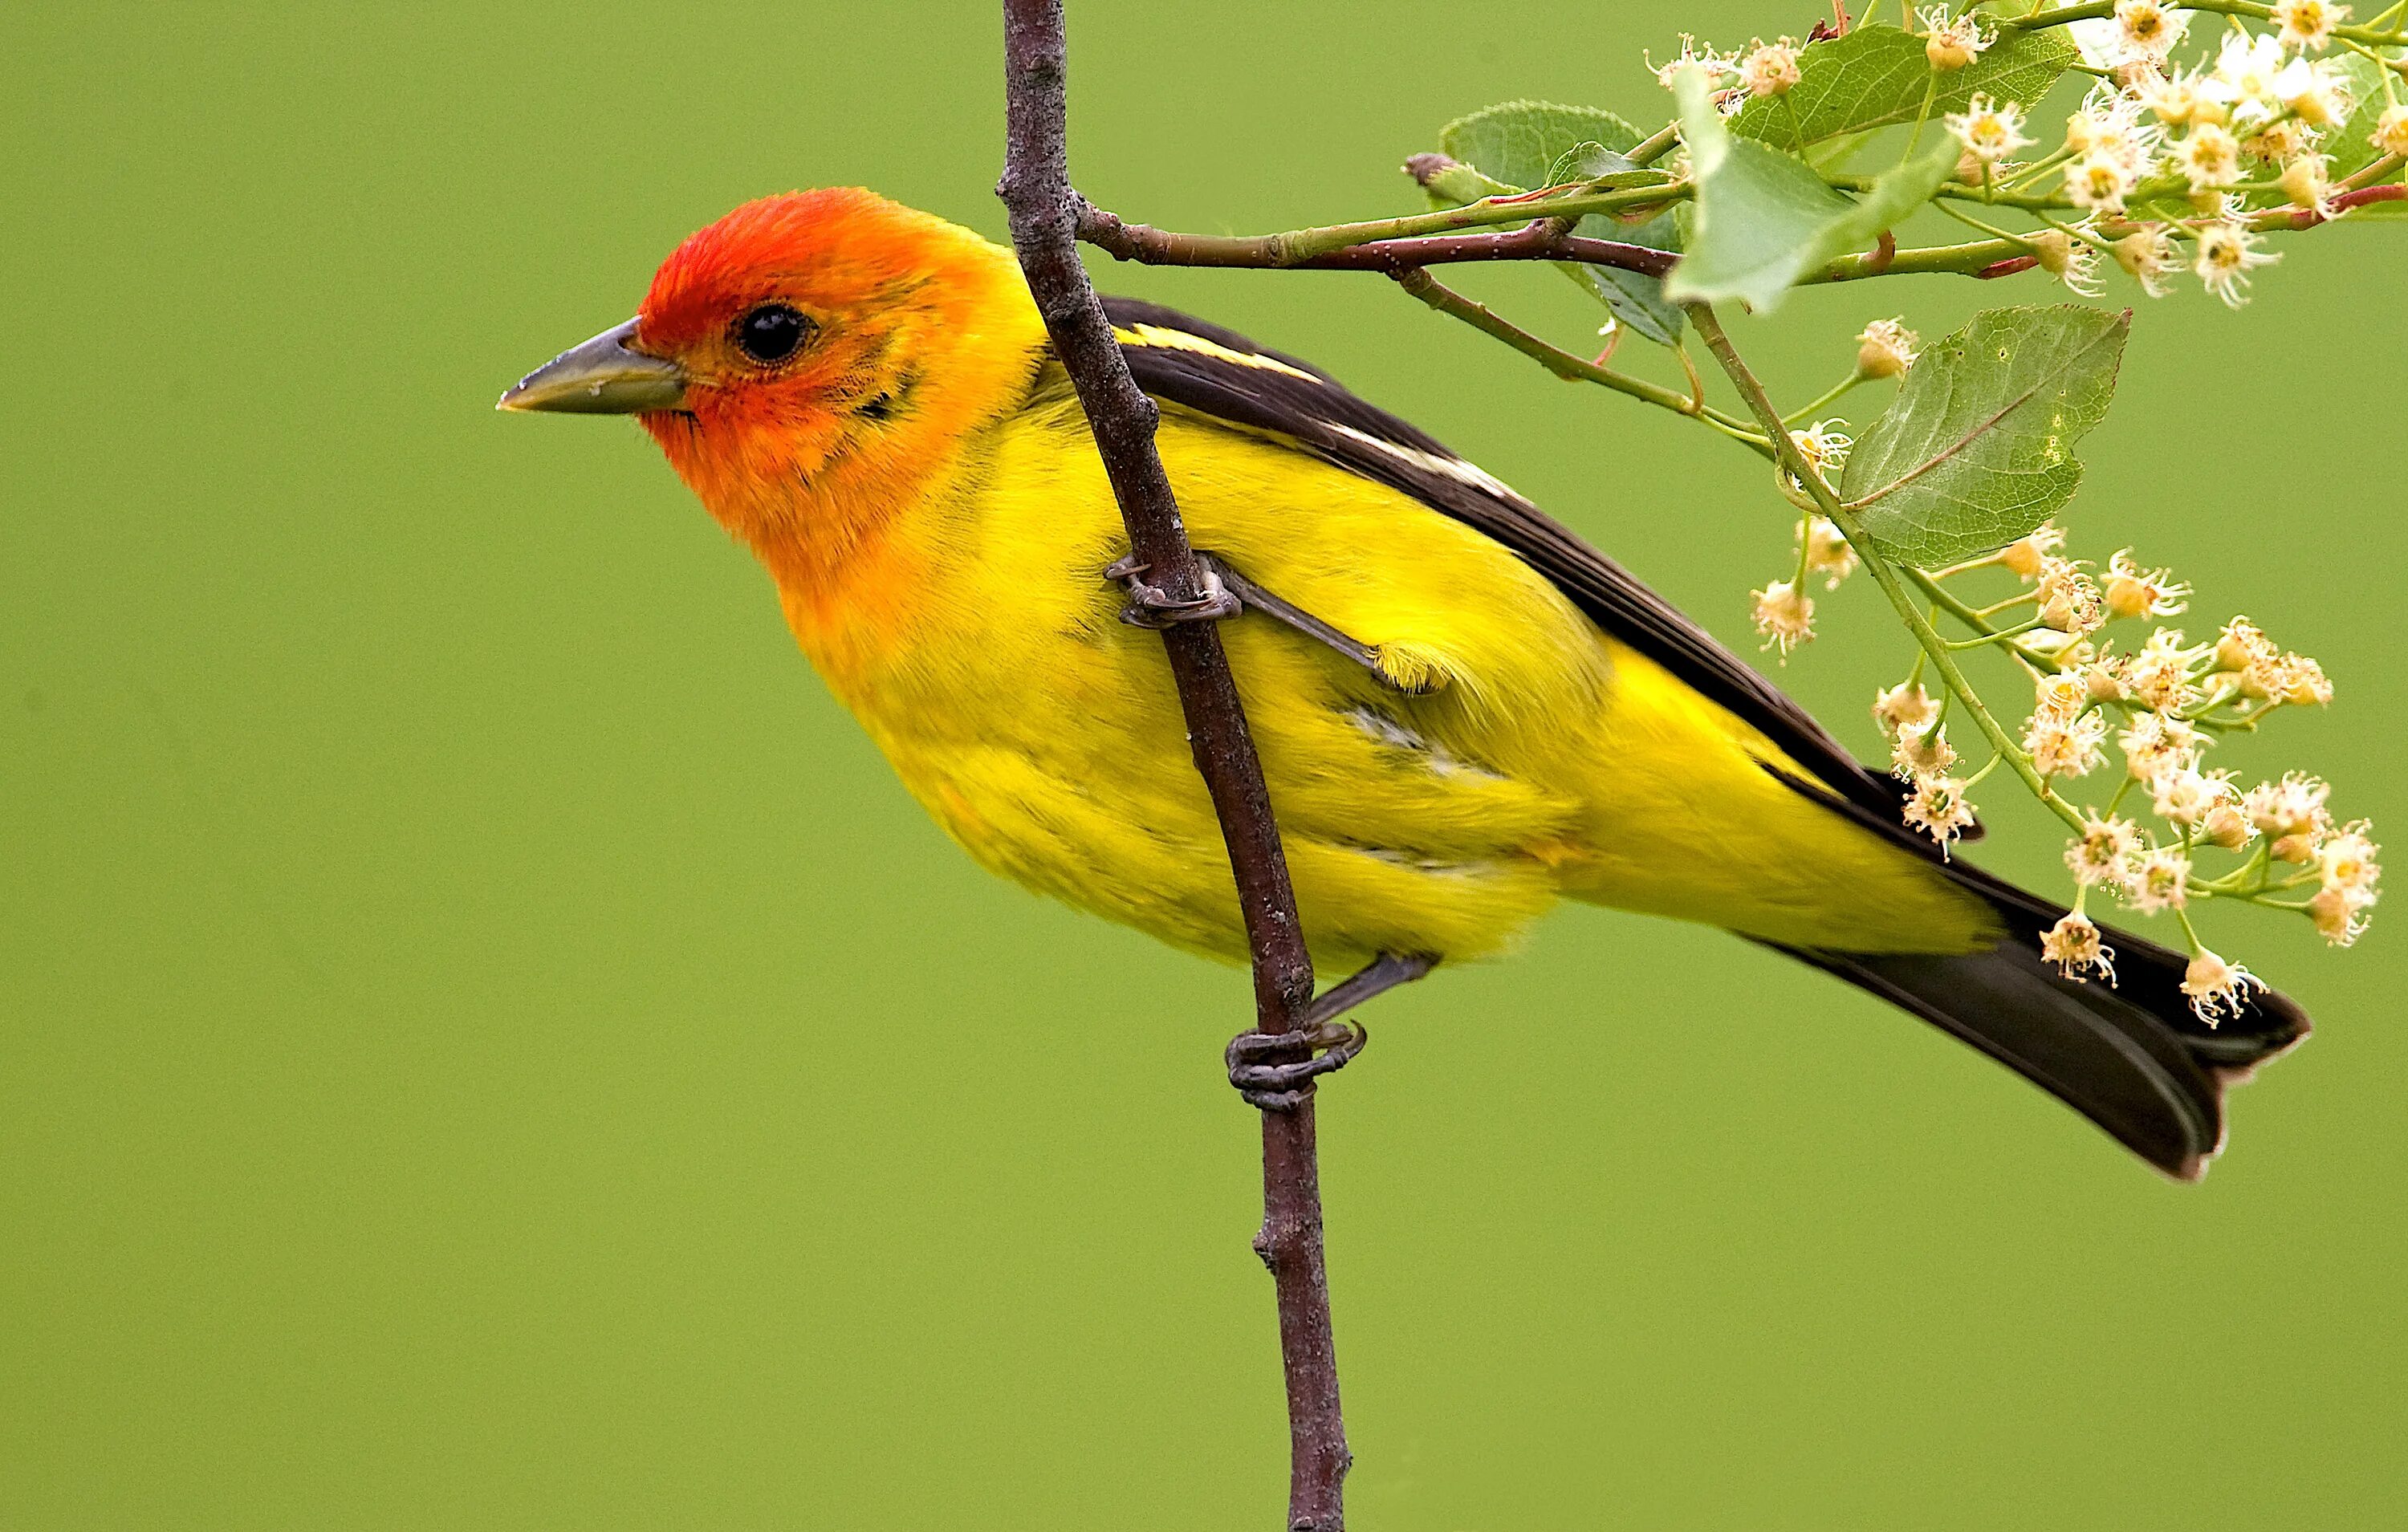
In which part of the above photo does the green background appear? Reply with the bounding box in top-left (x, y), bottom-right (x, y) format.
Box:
top-left (6, 4), bottom-right (2402, 1527)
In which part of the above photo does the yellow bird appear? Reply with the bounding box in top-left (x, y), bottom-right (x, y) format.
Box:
top-left (501, 188), bottom-right (2305, 1177)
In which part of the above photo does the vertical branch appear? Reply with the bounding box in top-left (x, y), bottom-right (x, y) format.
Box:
top-left (995, 2), bottom-right (1351, 1526)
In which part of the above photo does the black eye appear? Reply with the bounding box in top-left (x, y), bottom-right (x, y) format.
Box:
top-left (734, 303), bottom-right (810, 364)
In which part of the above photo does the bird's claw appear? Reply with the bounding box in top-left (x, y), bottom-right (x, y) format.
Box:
top-left (1225, 1019), bottom-right (1369, 1111)
top-left (1103, 554), bottom-right (1241, 629)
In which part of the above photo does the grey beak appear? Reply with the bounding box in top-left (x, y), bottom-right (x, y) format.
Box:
top-left (497, 319), bottom-right (689, 414)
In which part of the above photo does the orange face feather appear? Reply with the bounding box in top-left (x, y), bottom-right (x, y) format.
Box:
top-left (629, 189), bottom-right (1047, 640)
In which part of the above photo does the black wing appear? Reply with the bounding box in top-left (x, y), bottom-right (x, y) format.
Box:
top-left (1097, 296), bottom-right (1914, 830)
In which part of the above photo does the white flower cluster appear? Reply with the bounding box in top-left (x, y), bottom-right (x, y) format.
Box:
top-left (1941, 2), bottom-right (2408, 310)
top-left (1883, 522), bottom-right (2375, 1022)
top-left (1751, 421), bottom-right (1859, 658)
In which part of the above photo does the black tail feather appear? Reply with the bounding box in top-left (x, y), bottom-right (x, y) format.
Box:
top-left (1773, 869), bottom-right (2311, 1180)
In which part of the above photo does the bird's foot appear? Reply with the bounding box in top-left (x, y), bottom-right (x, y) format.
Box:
top-left (1223, 952), bottom-right (1436, 1111)
top-left (1226, 1019), bottom-right (1369, 1111)
top-left (1104, 550), bottom-right (1432, 694)
top-left (1102, 552), bottom-right (1242, 629)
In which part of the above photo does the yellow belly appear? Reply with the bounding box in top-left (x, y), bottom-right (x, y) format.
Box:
top-left (791, 400), bottom-right (1999, 969)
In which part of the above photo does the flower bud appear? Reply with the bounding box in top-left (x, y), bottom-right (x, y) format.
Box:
top-left (2309, 886), bottom-right (2368, 946)
top-left (1998, 526), bottom-right (2063, 579)
top-left (2028, 230), bottom-right (2074, 276)
top-left (2181, 948), bottom-right (2260, 1026)
top-left (2277, 154), bottom-right (2333, 215)
top-left (2214, 619), bottom-right (2271, 673)
top-left (2377, 105), bottom-right (2408, 161)
top-left (2103, 574), bottom-right (2152, 621)
top-left (1854, 319), bottom-right (1918, 380)
top-left (1926, 18), bottom-right (1983, 69)
top-left (2202, 803), bottom-right (2252, 850)
top-left (2272, 833), bottom-right (2320, 864)
top-left (1740, 38), bottom-right (1803, 98)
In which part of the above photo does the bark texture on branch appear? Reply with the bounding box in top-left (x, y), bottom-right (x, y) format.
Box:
top-left (995, 2), bottom-right (1351, 1526)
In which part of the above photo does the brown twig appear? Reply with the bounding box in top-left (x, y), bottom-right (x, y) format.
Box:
top-left (997, 2), bottom-right (1351, 1526)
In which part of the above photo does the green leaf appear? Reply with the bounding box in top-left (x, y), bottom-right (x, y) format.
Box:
top-left (1727, 20), bottom-right (2077, 151)
top-left (1842, 306), bottom-right (2131, 567)
top-left (1662, 69), bottom-right (1959, 312)
top-left (1439, 100), bottom-right (1647, 186)
top-left (2325, 52), bottom-right (2395, 181)
top-left (1542, 140), bottom-right (1616, 189)
top-left (1426, 100), bottom-right (1687, 344)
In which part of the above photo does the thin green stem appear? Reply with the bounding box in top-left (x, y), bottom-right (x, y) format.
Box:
top-left (1946, 616), bottom-right (2047, 649)
top-left (1783, 374), bottom-right (1863, 425)
top-left (1625, 122), bottom-right (1681, 167)
top-left (1684, 301), bottom-right (2087, 833)
top-left (1266, 184), bottom-right (1690, 262)
top-left (1905, 567), bottom-right (2063, 670)
top-left (1393, 269), bottom-right (1771, 450)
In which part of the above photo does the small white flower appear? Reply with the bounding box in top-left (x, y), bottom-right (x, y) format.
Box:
top-left (2244, 772), bottom-right (2333, 839)
top-left (2124, 628), bottom-right (2204, 712)
top-left (1873, 681), bottom-right (1940, 737)
top-left (2374, 104), bottom-right (2408, 161)
top-left (1999, 524), bottom-right (2066, 579)
top-left (2272, 0), bottom-right (2350, 50)
top-left (2309, 884), bottom-right (2373, 945)
top-left (2067, 811), bottom-right (2144, 889)
top-left (1902, 774), bottom-right (1978, 847)
top-left (1798, 516), bottom-right (1857, 589)
top-left (2026, 709), bottom-right (2109, 779)
top-left (2151, 765), bottom-right (2233, 828)
top-left (2114, 0), bottom-right (2182, 59)
top-left (2318, 822), bottom-right (2382, 896)
top-left (1778, 420), bottom-right (1853, 509)
top-left (2102, 551), bottom-right (2190, 621)
top-left (2213, 616), bottom-right (2278, 674)
top-left (1740, 36), bottom-right (1804, 97)
top-left (1891, 722), bottom-right (1959, 783)
top-left (2029, 229), bottom-right (2105, 297)
top-left (1651, 35), bottom-right (1736, 91)
top-left (2194, 220), bottom-right (2280, 308)
top-left (2065, 152), bottom-right (2138, 213)
top-left (2128, 847), bottom-right (2192, 913)
top-left (2275, 653), bottom-right (2334, 705)
top-left (2206, 32), bottom-right (2288, 119)
top-left (2033, 668), bottom-right (2090, 721)
top-left (2036, 556), bottom-right (2105, 636)
top-left (2181, 947), bottom-right (2264, 1026)
top-left (2175, 122), bottom-right (2243, 189)
top-left (2081, 656), bottom-right (2131, 704)
top-left (2136, 67), bottom-right (2210, 127)
top-left (2041, 912), bottom-right (2118, 983)
top-left (1922, 6), bottom-right (1996, 71)
top-left (1788, 420), bottom-right (1852, 475)
top-left (2115, 225), bottom-right (2182, 295)
top-left (1946, 94), bottom-right (2034, 162)
top-left (2118, 710), bottom-right (2205, 784)
top-left (2202, 801), bottom-right (2254, 850)
top-left (1751, 579), bottom-right (1816, 657)
top-left (2243, 117), bottom-right (2316, 167)
top-left (1855, 318), bottom-right (1919, 380)
top-left (2273, 56), bottom-right (2352, 127)
top-left (2278, 152), bottom-right (2339, 219)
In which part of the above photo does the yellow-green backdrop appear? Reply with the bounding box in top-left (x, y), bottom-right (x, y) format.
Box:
top-left (6, 4), bottom-right (2402, 1527)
